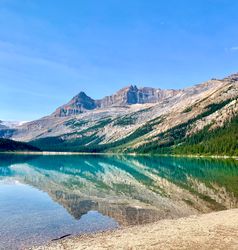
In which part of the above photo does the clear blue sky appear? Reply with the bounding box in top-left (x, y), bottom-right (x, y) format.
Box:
top-left (0, 0), bottom-right (238, 121)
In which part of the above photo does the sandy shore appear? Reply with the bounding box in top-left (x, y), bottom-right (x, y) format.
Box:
top-left (32, 209), bottom-right (238, 250)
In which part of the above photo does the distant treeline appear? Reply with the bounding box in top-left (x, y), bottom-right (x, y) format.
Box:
top-left (0, 138), bottom-right (40, 152)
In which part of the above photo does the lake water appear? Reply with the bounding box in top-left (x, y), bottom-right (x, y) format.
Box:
top-left (0, 154), bottom-right (238, 249)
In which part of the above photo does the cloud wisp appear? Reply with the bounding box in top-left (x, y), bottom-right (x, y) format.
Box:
top-left (230, 46), bottom-right (238, 51)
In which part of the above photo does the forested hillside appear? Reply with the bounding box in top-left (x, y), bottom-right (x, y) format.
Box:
top-left (0, 138), bottom-right (40, 152)
top-left (132, 114), bottom-right (238, 156)
top-left (1, 73), bottom-right (238, 156)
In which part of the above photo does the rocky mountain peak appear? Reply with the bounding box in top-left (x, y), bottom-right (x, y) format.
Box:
top-left (52, 84), bottom-right (183, 117)
top-left (224, 73), bottom-right (238, 82)
top-left (77, 91), bottom-right (88, 98)
top-left (128, 85), bottom-right (138, 91)
top-left (53, 91), bottom-right (96, 117)
top-left (52, 75), bottom-right (225, 117)
top-left (2, 72), bottom-right (237, 149)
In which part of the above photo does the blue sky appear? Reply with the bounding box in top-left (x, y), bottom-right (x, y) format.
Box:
top-left (0, 0), bottom-right (238, 121)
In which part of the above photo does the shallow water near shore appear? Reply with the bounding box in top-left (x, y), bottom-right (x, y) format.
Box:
top-left (0, 154), bottom-right (238, 249)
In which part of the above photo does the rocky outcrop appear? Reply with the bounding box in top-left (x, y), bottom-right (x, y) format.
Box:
top-left (53, 91), bottom-right (97, 117)
top-left (52, 85), bottom-right (181, 117)
top-left (97, 86), bottom-right (181, 108)
top-left (97, 85), bottom-right (140, 107)
top-left (1, 72), bottom-right (237, 153)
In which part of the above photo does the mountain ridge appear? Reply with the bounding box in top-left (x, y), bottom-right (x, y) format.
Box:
top-left (52, 85), bottom-right (182, 117)
top-left (0, 73), bottom-right (237, 155)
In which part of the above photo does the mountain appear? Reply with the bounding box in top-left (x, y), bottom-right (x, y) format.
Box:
top-left (52, 85), bottom-right (181, 117)
top-left (0, 120), bottom-right (27, 129)
top-left (53, 92), bottom-right (97, 117)
top-left (1, 73), bottom-right (237, 155)
top-left (0, 138), bottom-right (40, 152)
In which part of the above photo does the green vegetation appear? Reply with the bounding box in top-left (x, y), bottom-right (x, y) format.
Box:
top-left (173, 115), bottom-right (238, 156)
top-left (0, 138), bottom-right (40, 152)
top-left (100, 116), bottom-right (164, 152)
top-left (29, 116), bottom-right (164, 152)
top-left (113, 115), bottom-right (136, 126)
top-left (31, 109), bottom-right (237, 156)
top-left (30, 133), bottom-right (104, 152)
top-left (113, 107), bottom-right (152, 126)
top-left (64, 119), bottom-right (89, 128)
top-left (133, 113), bottom-right (238, 156)
top-left (30, 118), bottom-right (114, 152)
top-left (29, 98), bottom-right (237, 156)
top-left (131, 98), bottom-right (237, 155)
top-left (182, 106), bottom-right (193, 113)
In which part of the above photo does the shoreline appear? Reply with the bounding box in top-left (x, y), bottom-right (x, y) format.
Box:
top-left (32, 209), bottom-right (238, 250)
top-left (0, 151), bottom-right (237, 159)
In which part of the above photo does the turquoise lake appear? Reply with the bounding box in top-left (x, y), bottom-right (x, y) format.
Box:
top-left (0, 154), bottom-right (238, 249)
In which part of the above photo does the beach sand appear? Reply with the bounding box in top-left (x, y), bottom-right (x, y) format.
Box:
top-left (31, 209), bottom-right (238, 250)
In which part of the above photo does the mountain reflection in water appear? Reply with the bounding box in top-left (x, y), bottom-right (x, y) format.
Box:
top-left (0, 154), bottom-right (238, 248)
top-left (1, 155), bottom-right (238, 224)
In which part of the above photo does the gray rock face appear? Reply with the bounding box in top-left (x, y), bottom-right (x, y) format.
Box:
top-left (2, 72), bottom-right (237, 148)
top-left (53, 92), bottom-right (97, 117)
top-left (98, 86), bottom-right (181, 107)
top-left (53, 85), bottom-right (181, 117)
top-left (97, 85), bottom-right (141, 108)
top-left (224, 73), bottom-right (238, 82)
